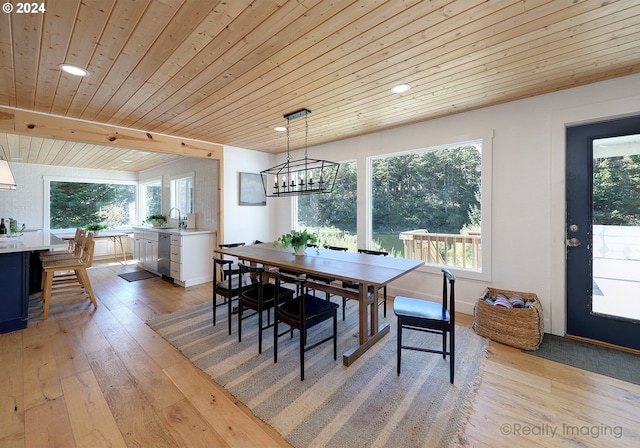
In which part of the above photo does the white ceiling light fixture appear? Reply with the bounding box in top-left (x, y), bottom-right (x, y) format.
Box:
top-left (58, 63), bottom-right (90, 77)
top-left (0, 146), bottom-right (17, 191)
top-left (274, 126), bottom-right (287, 132)
top-left (391, 83), bottom-right (411, 94)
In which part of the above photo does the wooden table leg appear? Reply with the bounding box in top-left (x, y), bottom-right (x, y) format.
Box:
top-left (343, 283), bottom-right (388, 366)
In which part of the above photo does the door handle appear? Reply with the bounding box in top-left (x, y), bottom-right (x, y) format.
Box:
top-left (567, 238), bottom-right (581, 247)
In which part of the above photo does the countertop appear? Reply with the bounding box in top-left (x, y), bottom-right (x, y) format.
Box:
top-left (0, 231), bottom-right (67, 254)
top-left (133, 227), bottom-right (216, 236)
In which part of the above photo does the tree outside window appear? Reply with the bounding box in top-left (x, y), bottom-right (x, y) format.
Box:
top-left (297, 161), bottom-right (357, 249)
top-left (50, 181), bottom-right (136, 229)
top-left (371, 143), bottom-right (482, 269)
top-left (140, 179), bottom-right (162, 221)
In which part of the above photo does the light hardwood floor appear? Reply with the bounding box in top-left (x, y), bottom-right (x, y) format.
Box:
top-left (1, 261), bottom-right (639, 447)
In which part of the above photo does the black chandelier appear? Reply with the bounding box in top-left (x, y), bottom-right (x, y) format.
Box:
top-left (261, 108), bottom-right (339, 197)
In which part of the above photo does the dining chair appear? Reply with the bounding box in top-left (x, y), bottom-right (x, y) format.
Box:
top-left (218, 242), bottom-right (245, 279)
top-left (394, 267), bottom-right (456, 383)
top-left (341, 249), bottom-right (390, 319)
top-left (238, 263), bottom-right (294, 354)
top-left (41, 232), bottom-right (97, 319)
top-left (307, 245), bottom-right (347, 303)
top-left (273, 271), bottom-right (339, 381)
top-left (213, 256), bottom-right (253, 335)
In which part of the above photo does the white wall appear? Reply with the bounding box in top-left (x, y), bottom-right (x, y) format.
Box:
top-left (228, 73), bottom-right (640, 336)
top-left (221, 145), bottom-right (275, 245)
top-left (139, 157), bottom-right (219, 230)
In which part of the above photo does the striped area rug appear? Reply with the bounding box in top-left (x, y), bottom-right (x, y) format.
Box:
top-left (147, 300), bottom-right (488, 448)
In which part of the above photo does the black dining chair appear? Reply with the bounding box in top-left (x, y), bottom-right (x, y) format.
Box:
top-left (273, 271), bottom-right (339, 381)
top-left (213, 256), bottom-right (254, 335)
top-left (218, 242), bottom-right (245, 279)
top-left (307, 245), bottom-right (348, 303)
top-left (394, 267), bottom-right (456, 383)
top-left (238, 263), bottom-right (295, 354)
top-left (341, 249), bottom-right (390, 320)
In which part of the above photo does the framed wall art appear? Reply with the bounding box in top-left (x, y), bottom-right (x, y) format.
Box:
top-left (239, 172), bottom-right (267, 206)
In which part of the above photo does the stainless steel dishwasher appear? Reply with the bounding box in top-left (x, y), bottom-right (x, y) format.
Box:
top-left (158, 232), bottom-right (171, 277)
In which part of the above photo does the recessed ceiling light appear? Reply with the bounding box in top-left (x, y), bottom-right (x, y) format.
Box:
top-left (58, 63), bottom-right (90, 77)
top-left (391, 83), bottom-right (411, 94)
top-left (274, 126), bottom-right (287, 132)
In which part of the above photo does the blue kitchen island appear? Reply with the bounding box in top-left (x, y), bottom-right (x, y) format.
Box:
top-left (0, 231), bottom-right (66, 334)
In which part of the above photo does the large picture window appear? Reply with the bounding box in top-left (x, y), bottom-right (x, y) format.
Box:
top-left (49, 180), bottom-right (136, 230)
top-left (296, 161), bottom-right (357, 249)
top-left (370, 141), bottom-right (483, 270)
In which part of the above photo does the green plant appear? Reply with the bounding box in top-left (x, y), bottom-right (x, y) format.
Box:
top-left (274, 229), bottom-right (318, 254)
top-left (86, 223), bottom-right (107, 232)
top-left (144, 214), bottom-right (167, 226)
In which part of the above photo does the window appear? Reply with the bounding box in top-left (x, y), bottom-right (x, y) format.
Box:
top-left (171, 174), bottom-right (194, 214)
top-left (139, 178), bottom-right (162, 222)
top-left (296, 161), bottom-right (357, 249)
top-left (48, 179), bottom-right (136, 230)
top-left (370, 140), bottom-right (483, 271)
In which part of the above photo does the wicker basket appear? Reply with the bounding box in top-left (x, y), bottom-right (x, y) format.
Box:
top-left (473, 287), bottom-right (544, 350)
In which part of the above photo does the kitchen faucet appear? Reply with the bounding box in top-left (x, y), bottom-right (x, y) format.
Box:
top-left (169, 207), bottom-right (182, 228)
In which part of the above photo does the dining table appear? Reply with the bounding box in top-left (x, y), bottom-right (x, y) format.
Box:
top-left (215, 242), bottom-right (424, 366)
top-left (62, 231), bottom-right (132, 264)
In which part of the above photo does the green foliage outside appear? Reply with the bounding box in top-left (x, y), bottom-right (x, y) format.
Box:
top-left (593, 155), bottom-right (640, 225)
top-left (371, 146), bottom-right (481, 236)
top-left (50, 181), bottom-right (136, 229)
top-left (298, 161), bottom-right (357, 234)
top-left (145, 184), bottom-right (162, 217)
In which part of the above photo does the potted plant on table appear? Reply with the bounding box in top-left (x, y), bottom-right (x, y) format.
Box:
top-left (86, 223), bottom-right (107, 234)
top-left (274, 229), bottom-right (318, 255)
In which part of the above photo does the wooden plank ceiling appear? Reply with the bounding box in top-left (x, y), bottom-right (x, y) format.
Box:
top-left (1, 0), bottom-right (639, 171)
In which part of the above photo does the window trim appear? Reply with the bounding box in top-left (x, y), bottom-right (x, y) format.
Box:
top-left (44, 175), bottom-right (138, 231)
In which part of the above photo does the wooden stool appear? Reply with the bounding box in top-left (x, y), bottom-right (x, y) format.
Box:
top-left (41, 233), bottom-right (97, 319)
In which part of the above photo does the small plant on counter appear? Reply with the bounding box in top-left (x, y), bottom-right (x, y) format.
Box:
top-left (144, 214), bottom-right (167, 227)
top-left (274, 229), bottom-right (318, 255)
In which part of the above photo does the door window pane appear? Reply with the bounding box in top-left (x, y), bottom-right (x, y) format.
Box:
top-left (592, 135), bottom-right (640, 320)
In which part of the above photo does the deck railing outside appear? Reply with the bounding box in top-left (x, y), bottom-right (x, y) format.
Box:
top-left (399, 229), bottom-right (481, 269)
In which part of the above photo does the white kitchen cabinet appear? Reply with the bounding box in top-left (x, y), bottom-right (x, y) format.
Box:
top-left (133, 228), bottom-right (215, 286)
top-left (134, 230), bottom-right (160, 273)
top-left (169, 231), bottom-right (216, 287)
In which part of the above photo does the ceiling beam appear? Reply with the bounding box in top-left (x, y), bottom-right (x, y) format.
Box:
top-left (0, 106), bottom-right (223, 160)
